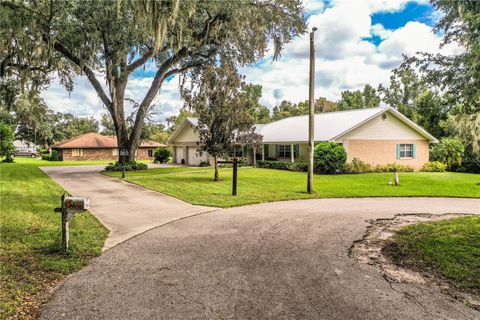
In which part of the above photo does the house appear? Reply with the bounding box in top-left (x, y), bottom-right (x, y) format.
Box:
top-left (50, 132), bottom-right (163, 161)
top-left (167, 107), bottom-right (438, 170)
top-left (14, 139), bottom-right (41, 153)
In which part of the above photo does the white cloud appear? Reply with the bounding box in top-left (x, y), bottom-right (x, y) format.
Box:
top-left (241, 1), bottom-right (460, 109)
top-left (371, 23), bottom-right (393, 40)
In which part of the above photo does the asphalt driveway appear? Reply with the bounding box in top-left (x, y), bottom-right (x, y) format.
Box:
top-left (40, 197), bottom-right (480, 320)
top-left (41, 165), bottom-right (215, 250)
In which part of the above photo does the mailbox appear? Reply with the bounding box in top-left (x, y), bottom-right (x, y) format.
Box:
top-left (54, 194), bottom-right (90, 250)
top-left (64, 196), bottom-right (89, 212)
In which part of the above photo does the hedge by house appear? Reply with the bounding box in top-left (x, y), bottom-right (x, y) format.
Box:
top-left (256, 160), bottom-right (307, 172)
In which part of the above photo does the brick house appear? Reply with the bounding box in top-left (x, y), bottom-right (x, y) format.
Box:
top-left (50, 132), bottom-right (163, 161)
top-left (168, 107), bottom-right (438, 170)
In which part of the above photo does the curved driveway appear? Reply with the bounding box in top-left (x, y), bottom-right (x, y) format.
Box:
top-left (40, 197), bottom-right (480, 320)
top-left (41, 165), bottom-right (215, 250)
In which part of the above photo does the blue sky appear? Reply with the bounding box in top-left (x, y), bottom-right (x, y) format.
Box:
top-left (41, 0), bottom-right (459, 124)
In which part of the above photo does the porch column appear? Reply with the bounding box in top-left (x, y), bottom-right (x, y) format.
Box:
top-left (290, 144), bottom-right (294, 163)
top-left (253, 146), bottom-right (257, 167)
top-left (172, 146), bottom-right (177, 163)
top-left (184, 146), bottom-right (188, 164)
top-left (261, 144), bottom-right (265, 161)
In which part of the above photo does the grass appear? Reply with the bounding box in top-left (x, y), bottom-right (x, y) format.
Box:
top-left (0, 159), bottom-right (108, 319)
top-left (115, 167), bottom-right (480, 207)
top-left (383, 216), bottom-right (480, 293)
top-left (102, 166), bottom-right (203, 177)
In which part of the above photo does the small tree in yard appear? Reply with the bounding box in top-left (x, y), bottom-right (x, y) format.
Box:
top-left (154, 147), bottom-right (172, 164)
top-left (182, 63), bottom-right (262, 181)
top-left (0, 122), bottom-right (15, 162)
top-left (313, 142), bottom-right (347, 174)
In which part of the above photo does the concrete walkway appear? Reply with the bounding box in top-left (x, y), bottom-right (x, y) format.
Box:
top-left (40, 197), bottom-right (479, 320)
top-left (41, 165), bottom-right (216, 250)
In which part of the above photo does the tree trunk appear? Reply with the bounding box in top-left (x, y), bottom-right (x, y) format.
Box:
top-left (214, 156), bottom-right (219, 181)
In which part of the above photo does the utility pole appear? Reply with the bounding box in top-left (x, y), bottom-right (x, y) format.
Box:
top-left (307, 27), bottom-right (317, 194)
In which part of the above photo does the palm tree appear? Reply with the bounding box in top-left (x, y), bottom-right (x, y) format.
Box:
top-left (432, 138), bottom-right (465, 170)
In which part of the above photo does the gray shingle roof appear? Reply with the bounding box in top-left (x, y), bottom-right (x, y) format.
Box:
top-left (174, 107), bottom-right (437, 144)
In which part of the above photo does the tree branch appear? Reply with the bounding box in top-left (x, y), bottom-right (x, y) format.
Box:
top-left (126, 48), bottom-right (154, 73)
top-left (128, 48), bottom-right (188, 147)
top-left (42, 35), bottom-right (112, 110)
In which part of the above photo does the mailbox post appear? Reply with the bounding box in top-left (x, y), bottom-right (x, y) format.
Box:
top-left (54, 194), bottom-right (89, 251)
top-left (217, 157), bottom-right (238, 196)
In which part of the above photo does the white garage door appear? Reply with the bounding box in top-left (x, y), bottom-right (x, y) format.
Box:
top-left (175, 147), bottom-right (184, 164)
top-left (187, 147), bottom-right (207, 166)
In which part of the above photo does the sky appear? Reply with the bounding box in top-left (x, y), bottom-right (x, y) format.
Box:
top-left (40, 0), bottom-right (461, 125)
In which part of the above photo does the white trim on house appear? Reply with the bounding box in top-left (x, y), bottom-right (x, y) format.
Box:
top-left (331, 107), bottom-right (438, 143)
top-left (167, 117), bottom-right (198, 144)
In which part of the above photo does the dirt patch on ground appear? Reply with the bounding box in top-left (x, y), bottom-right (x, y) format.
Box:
top-left (349, 213), bottom-right (480, 311)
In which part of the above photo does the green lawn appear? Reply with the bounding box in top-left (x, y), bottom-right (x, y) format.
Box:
top-left (102, 166), bottom-right (203, 177)
top-left (117, 167), bottom-right (480, 207)
top-left (0, 160), bottom-right (108, 319)
top-left (383, 216), bottom-right (480, 293)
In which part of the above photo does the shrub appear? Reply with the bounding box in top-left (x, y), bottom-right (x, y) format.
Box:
top-left (313, 142), bottom-right (347, 174)
top-left (421, 161), bottom-right (447, 172)
top-left (344, 158), bottom-right (373, 174)
top-left (237, 157), bottom-right (249, 167)
top-left (105, 161), bottom-right (148, 171)
top-left (42, 150), bottom-right (62, 161)
top-left (37, 148), bottom-right (50, 154)
top-left (154, 146), bottom-right (172, 163)
top-left (199, 160), bottom-right (210, 167)
top-left (288, 161), bottom-right (308, 172)
top-left (374, 163), bottom-right (413, 172)
top-left (257, 160), bottom-right (307, 172)
top-left (257, 160), bottom-right (290, 170)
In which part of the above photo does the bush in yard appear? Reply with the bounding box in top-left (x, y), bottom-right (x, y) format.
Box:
top-left (257, 160), bottom-right (290, 170)
top-left (421, 161), bottom-right (447, 172)
top-left (153, 146), bottom-right (172, 163)
top-left (105, 161), bottom-right (148, 171)
top-left (257, 160), bottom-right (308, 172)
top-left (288, 160), bottom-right (308, 172)
top-left (374, 163), bottom-right (413, 173)
top-left (42, 150), bottom-right (62, 161)
top-left (313, 142), bottom-right (347, 174)
top-left (344, 158), bottom-right (373, 174)
top-left (199, 160), bottom-right (210, 167)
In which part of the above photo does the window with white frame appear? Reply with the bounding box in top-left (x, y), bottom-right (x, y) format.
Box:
top-left (72, 148), bottom-right (83, 157)
top-left (112, 148), bottom-right (118, 156)
top-left (399, 144), bottom-right (413, 158)
top-left (278, 145), bottom-right (291, 158)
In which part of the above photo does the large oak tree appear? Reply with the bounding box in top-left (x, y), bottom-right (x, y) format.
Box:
top-left (0, 0), bottom-right (305, 162)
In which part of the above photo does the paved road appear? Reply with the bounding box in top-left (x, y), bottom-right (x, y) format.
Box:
top-left (41, 165), bottom-right (215, 249)
top-left (40, 197), bottom-right (480, 320)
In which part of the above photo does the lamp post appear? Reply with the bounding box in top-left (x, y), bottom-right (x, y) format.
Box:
top-left (307, 27), bottom-right (317, 194)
